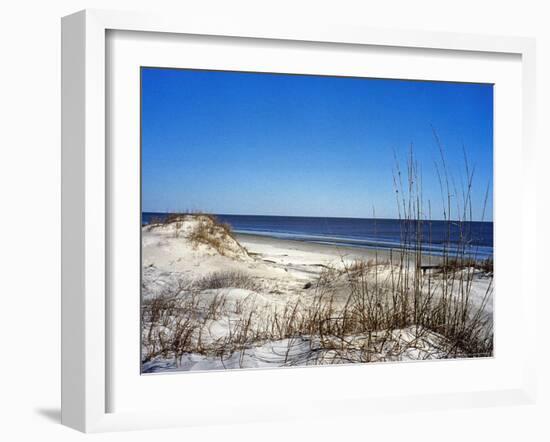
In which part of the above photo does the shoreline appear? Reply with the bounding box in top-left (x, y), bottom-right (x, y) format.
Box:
top-left (142, 213), bottom-right (493, 261)
top-left (235, 232), bottom-right (443, 266)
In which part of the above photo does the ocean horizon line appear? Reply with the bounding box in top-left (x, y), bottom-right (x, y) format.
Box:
top-left (142, 211), bottom-right (493, 224)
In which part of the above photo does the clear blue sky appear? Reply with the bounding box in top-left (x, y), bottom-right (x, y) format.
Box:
top-left (141, 68), bottom-right (493, 221)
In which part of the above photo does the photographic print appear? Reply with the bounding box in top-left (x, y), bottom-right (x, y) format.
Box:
top-left (140, 68), bottom-right (493, 373)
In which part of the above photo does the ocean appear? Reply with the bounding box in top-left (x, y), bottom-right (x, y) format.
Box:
top-left (142, 212), bottom-right (493, 259)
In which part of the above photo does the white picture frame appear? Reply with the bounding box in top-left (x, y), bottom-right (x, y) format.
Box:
top-left (61, 9), bottom-right (537, 433)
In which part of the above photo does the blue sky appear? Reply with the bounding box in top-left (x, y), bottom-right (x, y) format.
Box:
top-left (141, 68), bottom-right (493, 221)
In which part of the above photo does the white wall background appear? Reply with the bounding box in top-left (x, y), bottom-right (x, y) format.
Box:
top-left (0, 1), bottom-right (548, 440)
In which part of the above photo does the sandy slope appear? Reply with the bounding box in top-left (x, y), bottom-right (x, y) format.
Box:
top-left (142, 216), bottom-right (380, 303)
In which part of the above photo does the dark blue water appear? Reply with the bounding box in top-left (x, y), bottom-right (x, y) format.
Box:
top-left (142, 212), bottom-right (493, 259)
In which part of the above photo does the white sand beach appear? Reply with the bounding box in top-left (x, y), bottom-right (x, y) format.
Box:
top-left (141, 215), bottom-right (493, 373)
